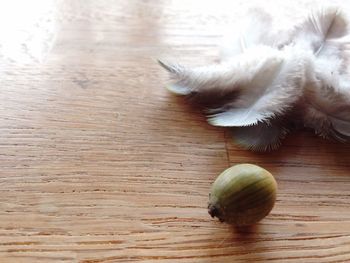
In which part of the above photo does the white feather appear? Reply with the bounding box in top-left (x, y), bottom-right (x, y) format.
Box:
top-left (159, 6), bottom-right (350, 150)
top-left (231, 121), bottom-right (289, 151)
top-left (220, 8), bottom-right (293, 61)
top-left (294, 7), bottom-right (350, 139)
top-left (219, 8), bottom-right (273, 60)
top-left (209, 47), bottom-right (306, 126)
top-left (166, 83), bottom-right (191, 95)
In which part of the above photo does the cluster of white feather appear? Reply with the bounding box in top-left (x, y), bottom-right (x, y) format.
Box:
top-left (159, 6), bottom-right (350, 151)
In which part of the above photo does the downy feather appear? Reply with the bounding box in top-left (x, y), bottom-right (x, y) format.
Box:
top-left (159, 6), bottom-right (350, 150)
top-left (294, 7), bottom-right (350, 140)
top-left (208, 47), bottom-right (306, 126)
top-left (220, 8), bottom-right (293, 61)
top-left (161, 46), bottom-right (305, 127)
top-left (231, 120), bottom-right (289, 152)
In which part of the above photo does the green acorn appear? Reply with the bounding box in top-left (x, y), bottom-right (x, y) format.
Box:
top-left (208, 164), bottom-right (277, 226)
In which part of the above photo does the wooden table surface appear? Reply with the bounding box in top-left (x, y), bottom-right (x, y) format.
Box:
top-left (1, 0), bottom-right (350, 262)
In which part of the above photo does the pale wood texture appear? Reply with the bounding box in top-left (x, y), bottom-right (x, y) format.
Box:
top-left (0, 0), bottom-right (350, 262)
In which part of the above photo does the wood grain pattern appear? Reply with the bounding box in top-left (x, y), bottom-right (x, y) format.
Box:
top-left (0, 0), bottom-right (350, 262)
